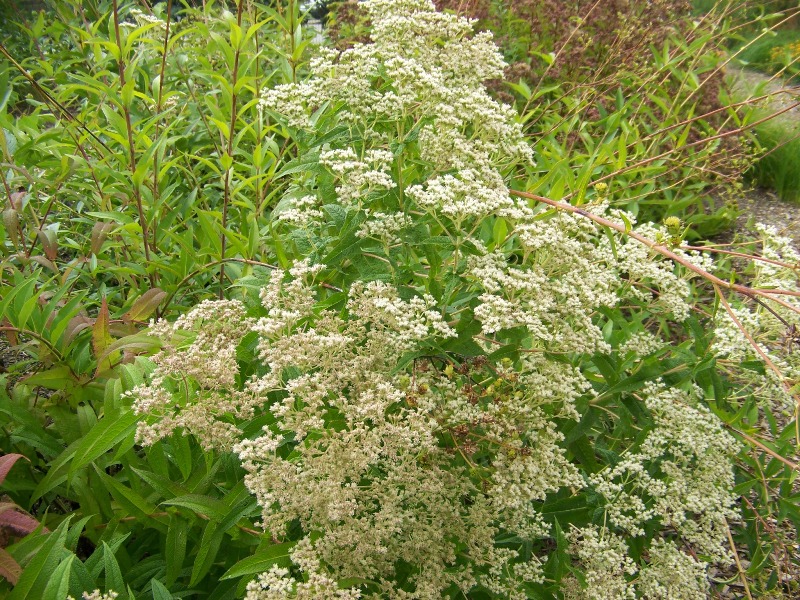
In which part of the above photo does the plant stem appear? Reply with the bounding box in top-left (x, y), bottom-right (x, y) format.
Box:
top-left (219, 0), bottom-right (245, 299)
top-left (152, 0), bottom-right (173, 255)
top-left (111, 0), bottom-right (155, 287)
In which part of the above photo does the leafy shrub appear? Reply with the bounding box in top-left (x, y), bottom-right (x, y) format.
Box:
top-left (0, 0), bottom-right (799, 598)
top-left (128, 1), bottom-right (796, 597)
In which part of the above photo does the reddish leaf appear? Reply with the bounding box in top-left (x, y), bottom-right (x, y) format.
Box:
top-left (93, 299), bottom-right (116, 376)
top-left (0, 547), bottom-right (21, 584)
top-left (91, 221), bottom-right (114, 255)
top-left (108, 322), bottom-right (137, 338)
top-left (1, 318), bottom-right (18, 346)
top-left (8, 191), bottom-right (25, 210)
top-left (28, 255), bottom-right (58, 273)
top-left (64, 315), bottom-right (93, 346)
top-left (2, 208), bottom-right (19, 247)
top-left (36, 228), bottom-right (58, 261)
top-left (0, 508), bottom-right (42, 537)
top-left (0, 454), bottom-right (27, 486)
top-left (123, 288), bottom-right (166, 323)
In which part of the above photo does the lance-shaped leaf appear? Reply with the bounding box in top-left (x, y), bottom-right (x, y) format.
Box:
top-left (91, 221), bottom-right (115, 255)
top-left (93, 299), bottom-right (116, 375)
top-left (3, 208), bottom-right (19, 247)
top-left (36, 226), bottom-right (58, 261)
top-left (123, 288), bottom-right (166, 324)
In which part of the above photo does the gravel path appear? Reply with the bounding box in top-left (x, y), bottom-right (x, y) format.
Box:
top-left (727, 66), bottom-right (800, 243)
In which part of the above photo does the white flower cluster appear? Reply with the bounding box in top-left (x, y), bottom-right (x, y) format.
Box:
top-left (713, 224), bottom-right (800, 413)
top-left (564, 527), bottom-right (709, 600)
top-left (262, 0), bottom-right (532, 228)
top-left (246, 546), bottom-right (363, 600)
top-left (131, 299), bottom-right (257, 451)
top-left (564, 526), bottom-right (638, 600)
top-left (356, 210), bottom-right (410, 245)
top-left (319, 148), bottom-right (396, 208)
top-left (590, 382), bottom-right (738, 560)
top-left (275, 195), bottom-right (323, 226)
top-left (131, 0), bottom-right (744, 596)
top-left (126, 8), bottom-right (167, 30)
top-left (471, 205), bottom-right (700, 356)
top-left (637, 538), bottom-right (709, 600)
top-left (233, 266), bottom-right (558, 597)
top-left (68, 592), bottom-right (119, 600)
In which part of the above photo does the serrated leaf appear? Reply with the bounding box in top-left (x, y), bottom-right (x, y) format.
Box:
top-left (22, 365), bottom-right (76, 390)
top-left (165, 515), bottom-right (187, 586)
top-left (41, 553), bottom-right (74, 600)
top-left (162, 494), bottom-right (228, 522)
top-left (95, 467), bottom-right (159, 522)
top-left (0, 507), bottom-right (42, 537)
top-left (85, 533), bottom-right (130, 579)
top-left (8, 517), bottom-right (71, 600)
top-left (102, 542), bottom-right (125, 596)
top-left (189, 521), bottom-right (224, 586)
top-left (274, 151), bottom-right (320, 179)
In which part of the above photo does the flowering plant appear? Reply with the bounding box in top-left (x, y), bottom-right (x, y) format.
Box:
top-left (130, 1), bottom-right (756, 598)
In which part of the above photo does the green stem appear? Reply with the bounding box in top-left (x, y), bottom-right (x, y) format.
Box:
top-left (111, 0), bottom-right (155, 287)
top-left (219, 0), bottom-right (245, 299)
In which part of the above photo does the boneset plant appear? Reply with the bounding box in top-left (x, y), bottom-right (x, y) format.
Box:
top-left (127, 1), bottom-right (776, 597)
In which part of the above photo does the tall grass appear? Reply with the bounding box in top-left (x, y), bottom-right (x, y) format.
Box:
top-left (749, 115), bottom-right (800, 201)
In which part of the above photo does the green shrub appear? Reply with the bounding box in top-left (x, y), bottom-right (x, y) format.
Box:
top-left (0, 0), bottom-right (798, 598)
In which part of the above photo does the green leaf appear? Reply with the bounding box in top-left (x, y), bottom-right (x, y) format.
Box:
top-left (165, 514), bottom-right (188, 586)
top-left (275, 151), bottom-right (321, 179)
top-left (41, 553), bottom-right (74, 600)
top-left (151, 578), bottom-right (174, 600)
top-left (220, 542), bottom-right (296, 580)
top-left (95, 467), bottom-right (160, 523)
top-left (189, 521), bottom-right (224, 586)
top-left (22, 365), bottom-right (76, 390)
top-left (124, 288), bottom-right (166, 323)
top-left (162, 494), bottom-right (228, 522)
top-left (102, 542), bottom-right (125, 596)
top-left (69, 410), bottom-right (139, 477)
top-left (9, 517), bottom-right (71, 600)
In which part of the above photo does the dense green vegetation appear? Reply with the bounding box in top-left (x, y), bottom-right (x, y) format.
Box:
top-left (0, 1), bottom-right (799, 598)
